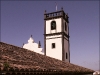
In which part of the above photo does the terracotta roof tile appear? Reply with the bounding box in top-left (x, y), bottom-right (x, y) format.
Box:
top-left (0, 42), bottom-right (94, 74)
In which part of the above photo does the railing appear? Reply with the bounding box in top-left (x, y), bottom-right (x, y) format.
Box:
top-left (44, 11), bottom-right (63, 19)
top-left (44, 10), bottom-right (69, 23)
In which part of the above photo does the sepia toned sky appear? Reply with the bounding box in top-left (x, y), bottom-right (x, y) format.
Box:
top-left (0, 1), bottom-right (99, 71)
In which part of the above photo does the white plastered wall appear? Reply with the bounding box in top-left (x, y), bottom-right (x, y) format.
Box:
top-left (45, 17), bottom-right (70, 62)
top-left (64, 38), bottom-right (69, 62)
top-left (46, 35), bottom-right (62, 60)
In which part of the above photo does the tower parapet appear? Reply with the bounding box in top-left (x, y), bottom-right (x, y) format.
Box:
top-left (44, 8), bottom-right (69, 23)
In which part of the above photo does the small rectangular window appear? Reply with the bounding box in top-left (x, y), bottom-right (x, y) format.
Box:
top-left (66, 52), bottom-right (67, 59)
top-left (65, 22), bottom-right (67, 31)
top-left (52, 43), bottom-right (55, 49)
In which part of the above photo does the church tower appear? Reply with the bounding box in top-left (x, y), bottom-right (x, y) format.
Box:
top-left (44, 7), bottom-right (70, 62)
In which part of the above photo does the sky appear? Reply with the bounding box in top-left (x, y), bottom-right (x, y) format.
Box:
top-left (0, 0), bottom-right (99, 71)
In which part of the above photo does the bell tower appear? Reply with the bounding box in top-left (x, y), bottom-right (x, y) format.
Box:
top-left (44, 7), bottom-right (70, 62)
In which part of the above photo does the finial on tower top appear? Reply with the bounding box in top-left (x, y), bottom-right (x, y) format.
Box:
top-left (38, 41), bottom-right (41, 48)
top-left (61, 7), bottom-right (63, 11)
top-left (44, 10), bottom-right (46, 14)
top-left (28, 35), bottom-right (34, 43)
top-left (22, 43), bottom-right (24, 47)
top-left (55, 2), bottom-right (57, 11)
top-left (31, 35), bottom-right (32, 37)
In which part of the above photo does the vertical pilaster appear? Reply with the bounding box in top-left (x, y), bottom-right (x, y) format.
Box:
top-left (61, 7), bottom-right (65, 61)
top-left (44, 10), bottom-right (46, 55)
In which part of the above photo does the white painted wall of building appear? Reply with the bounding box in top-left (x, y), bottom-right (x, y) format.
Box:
top-left (45, 17), bottom-right (70, 62)
top-left (23, 37), bottom-right (44, 55)
top-left (46, 37), bottom-right (62, 60)
top-left (64, 38), bottom-right (69, 62)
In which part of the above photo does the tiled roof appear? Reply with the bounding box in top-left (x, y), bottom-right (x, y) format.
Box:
top-left (0, 42), bottom-right (94, 74)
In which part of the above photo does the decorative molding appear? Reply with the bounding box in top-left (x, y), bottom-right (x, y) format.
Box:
top-left (46, 37), bottom-right (61, 40)
top-left (64, 37), bottom-right (69, 41)
top-left (44, 32), bottom-right (69, 38)
top-left (44, 10), bottom-right (69, 23)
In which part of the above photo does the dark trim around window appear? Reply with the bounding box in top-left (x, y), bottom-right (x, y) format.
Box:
top-left (51, 21), bottom-right (56, 30)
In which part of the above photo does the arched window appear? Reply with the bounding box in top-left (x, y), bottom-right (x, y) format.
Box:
top-left (51, 21), bottom-right (56, 30)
